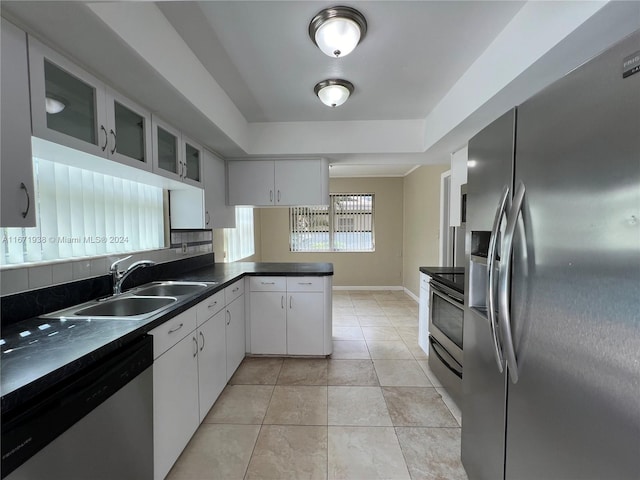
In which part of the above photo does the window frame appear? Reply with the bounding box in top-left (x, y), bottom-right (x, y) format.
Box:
top-left (289, 193), bottom-right (375, 253)
top-left (223, 207), bottom-right (255, 262)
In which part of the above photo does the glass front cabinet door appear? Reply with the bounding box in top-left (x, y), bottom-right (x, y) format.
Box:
top-left (152, 117), bottom-right (181, 180)
top-left (182, 136), bottom-right (203, 187)
top-left (105, 90), bottom-right (153, 170)
top-left (29, 37), bottom-right (152, 171)
top-left (152, 117), bottom-right (203, 187)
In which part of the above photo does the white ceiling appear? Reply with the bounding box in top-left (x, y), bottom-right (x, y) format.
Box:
top-left (2, 1), bottom-right (637, 177)
top-left (159, 1), bottom-right (525, 123)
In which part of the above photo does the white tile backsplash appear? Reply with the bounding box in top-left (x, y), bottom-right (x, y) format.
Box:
top-left (28, 265), bottom-right (53, 289)
top-left (90, 258), bottom-right (107, 276)
top-left (1, 246), bottom-right (212, 296)
top-left (52, 263), bottom-right (73, 284)
top-left (72, 260), bottom-right (92, 280)
top-left (1, 268), bottom-right (29, 295)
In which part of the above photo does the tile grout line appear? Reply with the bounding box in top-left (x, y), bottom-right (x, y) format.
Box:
top-left (242, 358), bottom-right (283, 480)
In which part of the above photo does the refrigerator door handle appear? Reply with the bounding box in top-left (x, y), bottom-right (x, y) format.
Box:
top-left (499, 181), bottom-right (526, 384)
top-left (486, 185), bottom-right (510, 373)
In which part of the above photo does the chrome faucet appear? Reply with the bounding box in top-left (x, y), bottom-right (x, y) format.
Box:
top-left (110, 255), bottom-right (156, 295)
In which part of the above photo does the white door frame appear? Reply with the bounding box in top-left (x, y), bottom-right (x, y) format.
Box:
top-left (439, 170), bottom-right (452, 267)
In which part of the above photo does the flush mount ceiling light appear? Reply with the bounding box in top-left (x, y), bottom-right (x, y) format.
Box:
top-left (45, 96), bottom-right (66, 114)
top-left (314, 79), bottom-right (354, 107)
top-left (309, 6), bottom-right (367, 58)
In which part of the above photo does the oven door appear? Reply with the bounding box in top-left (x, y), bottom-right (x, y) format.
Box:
top-left (428, 282), bottom-right (464, 366)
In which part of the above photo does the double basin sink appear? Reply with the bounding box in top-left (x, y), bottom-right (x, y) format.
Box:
top-left (43, 281), bottom-right (217, 321)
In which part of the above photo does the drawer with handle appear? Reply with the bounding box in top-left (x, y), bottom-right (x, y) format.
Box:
top-left (149, 308), bottom-right (197, 359)
top-left (249, 276), bottom-right (286, 292)
top-left (225, 279), bottom-right (244, 304)
top-left (196, 290), bottom-right (225, 325)
top-left (286, 276), bottom-right (323, 292)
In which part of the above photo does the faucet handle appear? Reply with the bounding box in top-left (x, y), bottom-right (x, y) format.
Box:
top-left (109, 255), bottom-right (133, 273)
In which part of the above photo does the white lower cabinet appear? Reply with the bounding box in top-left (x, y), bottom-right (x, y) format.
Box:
top-left (151, 283), bottom-right (246, 480)
top-left (250, 291), bottom-right (287, 354)
top-left (152, 324), bottom-right (199, 480)
top-left (418, 272), bottom-right (431, 354)
top-left (287, 291), bottom-right (325, 355)
top-left (225, 295), bottom-right (245, 380)
top-left (249, 277), bottom-right (287, 354)
top-left (248, 276), bottom-right (332, 356)
top-left (197, 310), bottom-right (227, 422)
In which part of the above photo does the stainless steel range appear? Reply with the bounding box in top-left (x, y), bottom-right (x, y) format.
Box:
top-left (427, 268), bottom-right (464, 405)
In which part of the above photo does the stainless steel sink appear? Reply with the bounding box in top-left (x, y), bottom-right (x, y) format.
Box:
top-left (41, 280), bottom-right (217, 321)
top-left (73, 296), bottom-right (176, 317)
top-left (133, 281), bottom-right (213, 297)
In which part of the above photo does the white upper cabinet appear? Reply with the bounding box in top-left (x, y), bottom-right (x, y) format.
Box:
top-left (28, 37), bottom-right (153, 171)
top-left (1, 19), bottom-right (36, 227)
top-left (227, 160), bottom-right (275, 206)
top-left (274, 160), bottom-right (328, 206)
top-left (105, 88), bottom-right (153, 170)
top-left (169, 149), bottom-right (236, 229)
top-left (182, 135), bottom-right (203, 187)
top-left (204, 150), bottom-right (235, 228)
top-left (152, 116), bottom-right (202, 187)
top-left (227, 159), bottom-right (329, 207)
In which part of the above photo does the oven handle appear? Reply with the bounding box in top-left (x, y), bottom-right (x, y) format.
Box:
top-left (430, 282), bottom-right (463, 305)
top-left (486, 185), bottom-right (510, 373)
top-left (499, 181), bottom-right (525, 384)
top-left (429, 336), bottom-right (462, 379)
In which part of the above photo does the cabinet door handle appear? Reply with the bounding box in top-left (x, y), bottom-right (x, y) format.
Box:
top-left (270, 190), bottom-right (273, 203)
top-left (261, 281), bottom-right (275, 285)
top-left (109, 128), bottom-right (117, 155)
top-left (281, 295), bottom-right (284, 309)
top-left (193, 336), bottom-right (198, 357)
top-left (208, 301), bottom-right (218, 309)
top-left (289, 296), bottom-right (292, 309)
top-left (298, 282), bottom-right (312, 285)
top-left (183, 161), bottom-right (188, 179)
top-left (100, 125), bottom-right (108, 151)
top-left (20, 182), bottom-right (30, 219)
top-left (232, 287), bottom-right (239, 293)
top-left (199, 331), bottom-right (205, 351)
top-left (168, 323), bottom-right (184, 334)
top-left (205, 211), bottom-right (210, 226)
top-left (226, 310), bottom-right (231, 325)
top-left (277, 190), bottom-right (281, 203)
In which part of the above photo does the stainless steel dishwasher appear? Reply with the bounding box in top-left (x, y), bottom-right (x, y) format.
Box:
top-left (2, 335), bottom-right (154, 480)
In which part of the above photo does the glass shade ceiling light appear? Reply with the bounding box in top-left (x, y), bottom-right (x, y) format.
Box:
top-left (309, 6), bottom-right (367, 58)
top-left (45, 96), bottom-right (65, 114)
top-left (314, 79), bottom-right (354, 107)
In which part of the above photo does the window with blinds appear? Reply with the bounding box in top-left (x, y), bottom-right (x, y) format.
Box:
top-left (223, 207), bottom-right (255, 262)
top-left (1, 157), bottom-right (165, 266)
top-left (290, 193), bottom-right (375, 252)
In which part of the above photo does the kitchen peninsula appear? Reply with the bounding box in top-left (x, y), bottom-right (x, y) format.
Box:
top-left (1, 256), bottom-right (333, 479)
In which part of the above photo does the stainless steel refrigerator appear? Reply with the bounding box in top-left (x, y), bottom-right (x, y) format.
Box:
top-left (462, 30), bottom-right (640, 480)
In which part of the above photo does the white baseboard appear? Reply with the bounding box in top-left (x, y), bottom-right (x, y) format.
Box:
top-left (333, 286), bottom-right (404, 291)
top-left (404, 288), bottom-right (419, 303)
top-left (332, 285), bottom-right (419, 304)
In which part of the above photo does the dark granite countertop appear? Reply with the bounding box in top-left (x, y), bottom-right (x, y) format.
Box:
top-left (1, 261), bottom-right (333, 415)
top-left (419, 266), bottom-right (464, 276)
top-left (419, 266), bottom-right (465, 294)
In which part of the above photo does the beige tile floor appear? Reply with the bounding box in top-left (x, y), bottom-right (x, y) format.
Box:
top-left (166, 290), bottom-right (468, 480)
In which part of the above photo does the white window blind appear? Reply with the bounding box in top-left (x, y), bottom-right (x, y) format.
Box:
top-left (223, 207), bottom-right (255, 262)
top-left (290, 193), bottom-right (375, 252)
top-left (1, 157), bottom-right (164, 266)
